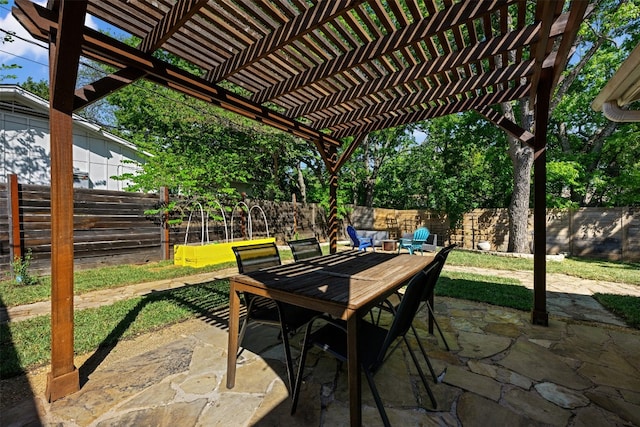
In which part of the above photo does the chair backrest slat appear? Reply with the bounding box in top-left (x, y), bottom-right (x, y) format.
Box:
top-left (232, 242), bottom-right (281, 273)
top-left (346, 225), bottom-right (360, 246)
top-left (419, 243), bottom-right (456, 301)
top-left (413, 227), bottom-right (429, 242)
top-left (372, 260), bottom-right (442, 366)
top-left (287, 237), bottom-right (322, 261)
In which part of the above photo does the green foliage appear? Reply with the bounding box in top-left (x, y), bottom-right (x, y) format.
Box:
top-left (9, 249), bottom-right (39, 286)
top-left (18, 77), bottom-right (49, 99)
top-left (337, 115), bottom-right (512, 226)
top-left (546, 161), bottom-right (582, 208)
top-left (406, 113), bottom-right (511, 225)
top-left (547, 0), bottom-right (640, 207)
top-left (593, 293), bottom-right (640, 329)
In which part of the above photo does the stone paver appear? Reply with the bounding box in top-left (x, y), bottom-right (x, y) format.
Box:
top-left (2, 256), bottom-right (640, 426)
top-left (3, 296), bottom-right (639, 427)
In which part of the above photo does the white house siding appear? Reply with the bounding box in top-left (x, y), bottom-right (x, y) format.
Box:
top-left (1, 85), bottom-right (144, 190)
top-left (1, 111), bottom-right (51, 185)
top-left (71, 130), bottom-right (141, 190)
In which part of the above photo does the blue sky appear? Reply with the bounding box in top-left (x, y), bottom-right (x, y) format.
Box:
top-left (0, 0), bottom-right (122, 85)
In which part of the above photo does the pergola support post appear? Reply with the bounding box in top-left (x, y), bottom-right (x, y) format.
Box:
top-left (45, 0), bottom-right (87, 402)
top-left (160, 187), bottom-right (170, 260)
top-left (328, 146), bottom-right (338, 254)
top-left (531, 67), bottom-right (553, 326)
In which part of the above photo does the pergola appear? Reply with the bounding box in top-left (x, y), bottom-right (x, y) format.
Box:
top-left (12, 0), bottom-right (589, 403)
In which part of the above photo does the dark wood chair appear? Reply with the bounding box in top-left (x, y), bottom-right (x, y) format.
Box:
top-left (287, 237), bottom-right (323, 261)
top-left (232, 242), bottom-right (319, 394)
top-left (291, 263), bottom-right (441, 425)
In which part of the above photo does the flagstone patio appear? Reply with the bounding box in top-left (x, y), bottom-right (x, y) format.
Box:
top-left (3, 294), bottom-right (639, 426)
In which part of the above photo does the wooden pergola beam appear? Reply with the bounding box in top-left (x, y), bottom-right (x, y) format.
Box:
top-left (287, 8), bottom-right (574, 121)
top-left (531, 67), bottom-right (554, 326)
top-left (475, 105), bottom-right (535, 148)
top-left (14, 0), bottom-right (342, 149)
top-left (549, 0), bottom-right (591, 90)
top-left (74, 0), bottom-right (209, 110)
top-left (316, 60), bottom-right (535, 131)
top-left (333, 133), bottom-right (367, 174)
top-left (529, 1), bottom-right (563, 104)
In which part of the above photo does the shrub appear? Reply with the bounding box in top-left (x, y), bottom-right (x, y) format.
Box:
top-left (10, 249), bottom-right (39, 286)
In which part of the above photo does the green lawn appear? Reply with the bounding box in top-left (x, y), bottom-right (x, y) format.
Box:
top-left (1, 279), bottom-right (230, 378)
top-left (1, 247), bottom-right (638, 378)
top-left (446, 250), bottom-right (640, 285)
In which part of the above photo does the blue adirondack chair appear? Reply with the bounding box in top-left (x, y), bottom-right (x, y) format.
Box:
top-left (346, 225), bottom-right (374, 251)
top-left (398, 227), bottom-right (430, 255)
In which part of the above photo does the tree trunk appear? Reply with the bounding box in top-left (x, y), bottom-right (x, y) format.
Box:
top-left (362, 135), bottom-right (376, 207)
top-left (502, 100), bottom-right (534, 253)
top-left (296, 162), bottom-right (307, 204)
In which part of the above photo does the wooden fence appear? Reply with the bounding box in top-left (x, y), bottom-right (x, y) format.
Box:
top-left (348, 207), bottom-right (640, 261)
top-left (0, 177), bottom-right (330, 273)
top-left (1, 176), bottom-right (638, 275)
top-left (1, 177), bottom-right (162, 272)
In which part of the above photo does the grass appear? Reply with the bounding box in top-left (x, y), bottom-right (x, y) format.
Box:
top-left (1, 279), bottom-right (230, 378)
top-left (447, 250), bottom-right (640, 285)
top-left (1, 246), bottom-right (638, 378)
top-left (437, 271), bottom-right (533, 311)
top-left (593, 293), bottom-right (640, 329)
top-left (0, 260), bottom-right (238, 307)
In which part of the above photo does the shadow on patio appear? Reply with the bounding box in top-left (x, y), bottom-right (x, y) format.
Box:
top-left (3, 286), bottom-right (639, 426)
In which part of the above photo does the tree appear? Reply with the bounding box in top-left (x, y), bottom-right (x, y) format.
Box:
top-left (19, 77), bottom-right (48, 99)
top-left (340, 126), bottom-right (414, 207)
top-left (498, 0), bottom-right (640, 251)
top-left (500, 98), bottom-right (534, 253)
top-left (0, 0), bottom-right (20, 82)
top-left (410, 113), bottom-right (512, 226)
top-left (548, 0), bottom-right (640, 207)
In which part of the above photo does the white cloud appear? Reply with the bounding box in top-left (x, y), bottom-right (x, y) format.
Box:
top-left (0, 1), bottom-right (101, 82)
top-left (0, 2), bottom-right (49, 65)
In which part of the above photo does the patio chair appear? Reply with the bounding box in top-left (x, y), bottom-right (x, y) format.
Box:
top-left (346, 225), bottom-right (374, 251)
top-left (291, 264), bottom-right (440, 424)
top-left (379, 244), bottom-right (457, 356)
top-left (398, 227), bottom-right (430, 255)
top-left (232, 242), bottom-right (319, 394)
top-left (287, 237), bottom-right (323, 261)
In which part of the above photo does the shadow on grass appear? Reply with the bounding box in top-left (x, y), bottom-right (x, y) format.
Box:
top-left (435, 274), bottom-right (533, 311)
top-left (79, 279), bottom-right (232, 385)
top-left (0, 296), bottom-right (41, 425)
top-left (593, 293), bottom-right (640, 329)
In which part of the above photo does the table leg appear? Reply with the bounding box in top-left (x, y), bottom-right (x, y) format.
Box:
top-left (346, 309), bottom-right (361, 426)
top-left (226, 284), bottom-right (240, 388)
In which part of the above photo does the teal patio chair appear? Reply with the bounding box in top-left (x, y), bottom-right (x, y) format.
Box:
top-left (398, 227), bottom-right (430, 255)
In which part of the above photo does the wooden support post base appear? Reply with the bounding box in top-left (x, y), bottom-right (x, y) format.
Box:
top-left (45, 367), bottom-right (79, 402)
top-left (531, 310), bottom-right (549, 326)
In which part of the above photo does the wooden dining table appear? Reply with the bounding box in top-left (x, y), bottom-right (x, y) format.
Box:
top-left (226, 250), bottom-right (435, 426)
